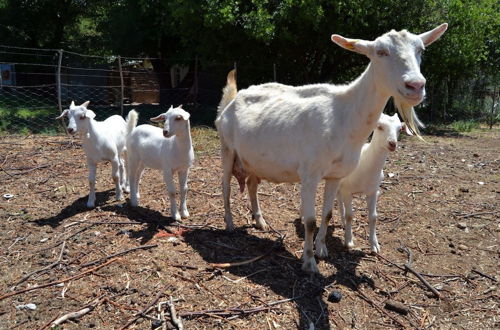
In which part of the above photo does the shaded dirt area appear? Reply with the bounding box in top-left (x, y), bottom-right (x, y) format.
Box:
top-left (0, 127), bottom-right (498, 329)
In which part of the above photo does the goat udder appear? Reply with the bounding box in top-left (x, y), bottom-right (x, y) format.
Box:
top-left (232, 156), bottom-right (248, 193)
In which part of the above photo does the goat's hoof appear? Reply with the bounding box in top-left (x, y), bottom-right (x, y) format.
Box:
top-left (371, 243), bottom-right (381, 254)
top-left (86, 202), bottom-right (95, 208)
top-left (173, 213), bottom-right (182, 221)
top-left (254, 217), bottom-right (268, 230)
top-left (345, 241), bottom-right (355, 250)
top-left (130, 201), bottom-right (138, 207)
top-left (301, 258), bottom-right (320, 274)
top-left (315, 242), bottom-right (329, 259)
top-left (180, 210), bottom-right (189, 219)
top-left (123, 186), bottom-right (130, 194)
top-left (224, 214), bottom-right (235, 231)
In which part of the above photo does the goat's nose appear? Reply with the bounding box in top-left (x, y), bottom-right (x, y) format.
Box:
top-left (388, 141), bottom-right (397, 151)
top-left (405, 79), bottom-right (426, 91)
top-left (163, 130), bottom-right (169, 138)
top-left (67, 128), bottom-right (74, 134)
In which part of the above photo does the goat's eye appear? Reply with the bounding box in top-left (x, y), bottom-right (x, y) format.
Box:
top-left (79, 115), bottom-right (85, 120)
top-left (376, 49), bottom-right (389, 57)
top-left (377, 125), bottom-right (384, 131)
top-left (175, 116), bottom-right (183, 121)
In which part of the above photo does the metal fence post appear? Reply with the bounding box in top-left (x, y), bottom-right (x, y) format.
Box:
top-left (57, 49), bottom-right (63, 113)
top-left (118, 55), bottom-right (124, 117)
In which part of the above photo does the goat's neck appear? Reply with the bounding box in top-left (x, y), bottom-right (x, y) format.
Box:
top-left (363, 136), bottom-right (389, 168)
top-left (343, 63), bottom-right (390, 142)
top-left (81, 119), bottom-right (97, 143)
top-left (174, 122), bottom-right (193, 151)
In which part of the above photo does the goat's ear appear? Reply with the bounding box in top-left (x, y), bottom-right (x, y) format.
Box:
top-left (81, 101), bottom-right (90, 108)
top-left (85, 109), bottom-right (96, 119)
top-left (70, 101), bottom-right (76, 107)
top-left (331, 35), bottom-right (373, 56)
top-left (55, 109), bottom-right (68, 120)
top-left (401, 123), bottom-right (413, 136)
top-left (419, 23), bottom-right (448, 46)
top-left (150, 114), bottom-right (166, 122)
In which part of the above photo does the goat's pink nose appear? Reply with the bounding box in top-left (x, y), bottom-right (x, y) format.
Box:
top-left (405, 80), bottom-right (426, 91)
top-left (388, 141), bottom-right (397, 151)
top-left (163, 130), bottom-right (170, 138)
top-left (67, 128), bottom-right (74, 133)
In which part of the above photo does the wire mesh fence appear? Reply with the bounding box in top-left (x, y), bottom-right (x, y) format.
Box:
top-left (0, 45), bottom-right (251, 134)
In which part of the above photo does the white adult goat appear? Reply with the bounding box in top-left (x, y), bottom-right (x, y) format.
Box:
top-left (56, 101), bottom-right (130, 208)
top-left (215, 24), bottom-right (447, 273)
top-left (126, 106), bottom-right (194, 221)
top-left (337, 113), bottom-right (410, 254)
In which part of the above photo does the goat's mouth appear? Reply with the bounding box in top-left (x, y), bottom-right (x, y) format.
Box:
top-left (163, 132), bottom-right (172, 138)
top-left (398, 89), bottom-right (424, 105)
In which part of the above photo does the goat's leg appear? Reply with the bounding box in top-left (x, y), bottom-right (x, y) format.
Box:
top-left (221, 145), bottom-right (235, 231)
top-left (367, 191), bottom-right (381, 253)
top-left (87, 162), bottom-right (97, 208)
top-left (120, 150), bottom-right (129, 193)
top-left (246, 175), bottom-right (268, 230)
top-left (315, 179), bottom-right (339, 258)
top-left (178, 169), bottom-right (190, 219)
top-left (300, 176), bottom-right (321, 274)
top-left (337, 193), bottom-right (346, 227)
top-left (111, 157), bottom-right (123, 201)
top-left (343, 194), bottom-right (355, 249)
top-left (129, 163), bottom-right (143, 207)
top-left (164, 169), bottom-right (180, 221)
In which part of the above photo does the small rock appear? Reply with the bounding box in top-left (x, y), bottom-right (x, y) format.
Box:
top-left (473, 153), bottom-right (479, 157)
top-left (39, 238), bottom-right (49, 243)
top-left (151, 319), bottom-right (163, 329)
top-left (457, 244), bottom-right (468, 251)
top-left (327, 291), bottom-right (342, 303)
top-left (384, 300), bottom-right (409, 315)
top-left (16, 303), bottom-right (37, 310)
top-left (3, 193), bottom-right (14, 200)
top-left (457, 222), bottom-right (467, 229)
top-left (477, 181), bottom-right (485, 185)
top-left (459, 187), bottom-right (469, 193)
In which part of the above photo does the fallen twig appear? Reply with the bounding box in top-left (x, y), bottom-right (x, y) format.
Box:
top-left (0, 258), bottom-right (118, 301)
top-left (169, 296), bottom-right (184, 330)
top-left (120, 285), bottom-right (170, 330)
top-left (399, 246), bottom-right (440, 298)
top-left (472, 268), bottom-right (497, 282)
top-left (209, 238), bottom-right (282, 268)
top-left (15, 241), bottom-right (66, 287)
top-left (457, 210), bottom-right (499, 218)
top-left (80, 244), bottom-right (157, 268)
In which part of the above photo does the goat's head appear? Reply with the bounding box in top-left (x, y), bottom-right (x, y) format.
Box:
top-left (331, 23), bottom-right (447, 136)
top-left (374, 113), bottom-right (412, 152)
top-left (55, 101), bottom-right (95, 136)
top-left (150, 105), bottom-right (190, 138)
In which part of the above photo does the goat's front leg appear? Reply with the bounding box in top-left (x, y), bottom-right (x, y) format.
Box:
top-left (300, 176), bottom-right (321, 274)
top-left (315, 179), bottom-right (339, 258)
top-left (246, 175), bottom-right (268, 230)
top-left (111, 157), bottom-right (123, 201)
top-left (343, 194), bottom-right (355, 249)
top-left (87, 162), bottom-right (97, 208)
top-left (367, 191), bottom-right (380, 253)
top-left (164, 169), bottom-right (180, 221)
top-left (178, 169), bottom-right (190, 219)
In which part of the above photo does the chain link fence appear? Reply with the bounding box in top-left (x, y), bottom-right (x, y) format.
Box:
top-left (0, 45), bottom-right (265, 134)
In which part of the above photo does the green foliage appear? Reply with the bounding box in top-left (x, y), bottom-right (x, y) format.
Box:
top-left (450, 120), bottom-right (480, 132)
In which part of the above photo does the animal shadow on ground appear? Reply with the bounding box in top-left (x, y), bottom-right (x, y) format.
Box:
top-left (184, 222), bottom-right (367, 330)
top-left (33, 189), bottom-right (114, 228)
top-left (104, 204), bottom-right (176, 244)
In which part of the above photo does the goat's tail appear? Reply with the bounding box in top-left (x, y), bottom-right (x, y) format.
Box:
top-left (126, 109), bottom-right (138, 137)
top-left (216, 69), bottom-right (237, 120)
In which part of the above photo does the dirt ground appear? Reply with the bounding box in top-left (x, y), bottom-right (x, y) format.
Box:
top-left (0, 127), bottom-right (498, 330)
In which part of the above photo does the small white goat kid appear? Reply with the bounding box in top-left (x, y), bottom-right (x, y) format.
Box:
top-left (56, 101), bottom-right (131, 208)
top-left (337, 113), bottom-right (410, 253)
top-left (216, 24), bottom-right (447, 273)
top-left (126, 106), bottom-right (194, 221)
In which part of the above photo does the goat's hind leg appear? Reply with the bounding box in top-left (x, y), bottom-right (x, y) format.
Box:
top-left (367, 192), bottom-right (380, 253)
top-left (300, 175), bottom-right (321, 274)
top-left (120, 150), bottom-right (129, 193)
top-left (246, 175), bottom-right (268, 230)
top-left (221, 145), bottom-right (236, 231)
top-left (111, 157), bottom-right (123, 201)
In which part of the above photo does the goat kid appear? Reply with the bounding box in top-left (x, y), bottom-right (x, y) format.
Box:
top-left (337, 113), bottom-right (411, 253)
top-left (216, 24), bottom-right (447, 273)
top-left (126, 106), bottom-right (194, 221)
top-left (56, 101), bottom-right (131, 208)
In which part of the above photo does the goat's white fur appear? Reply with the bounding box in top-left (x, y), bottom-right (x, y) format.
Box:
top-left (126, 106), bottom-right (194, 221)
top-left (55, 101), bottom-right (131, 208)
top-left (338, 113), bottom-right (409, 253)
top-left (215, 24), bottom-right (447, 274)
